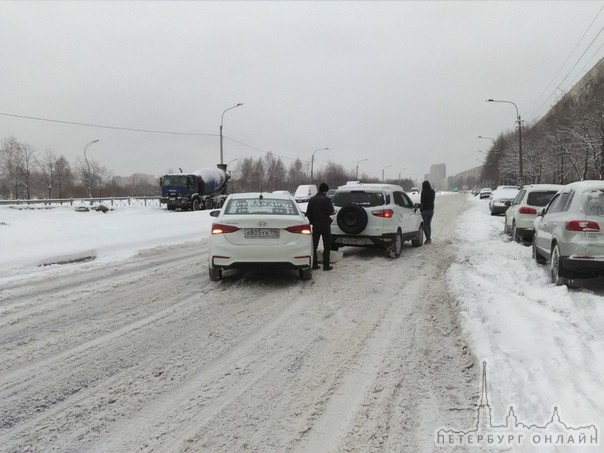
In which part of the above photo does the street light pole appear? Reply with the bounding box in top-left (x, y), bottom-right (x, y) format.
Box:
top-left (220, 103), bottom-right (243, 165)
top-left (310, 147), bottom-right (329, 183)
top-left (83, 139), bottom-right (100, 199)
top-left (477, 135), bottom-right (498, 152)
top-left (487, 99), bottom-right (523, 184)
top-left (356, 158), bottom-right (368, 179)
top-left (382, 164), bottom-right (392, 182)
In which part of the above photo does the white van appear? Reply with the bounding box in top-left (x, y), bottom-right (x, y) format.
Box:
top-left (294, 184), bottom-right (318, 203)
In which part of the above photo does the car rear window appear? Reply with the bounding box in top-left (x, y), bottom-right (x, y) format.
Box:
top-left (526, 191), bottom-right (557, 207)
top-left (580, 189), bottom-right (604, 216)
top-left (224, 198), bottom-right (299, 215)
top-left (332, 191), bottom-right (385, 207)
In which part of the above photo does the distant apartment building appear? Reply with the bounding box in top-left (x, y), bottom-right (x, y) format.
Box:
top-left (425, 163), bottom-right (447, 190)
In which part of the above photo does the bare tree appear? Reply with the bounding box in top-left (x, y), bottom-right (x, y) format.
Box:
top-left (264, 152), bottom-right (286, 191)
top-left (54, 156), bottom-right (73, 199)
top-left (287, 158), bottom-right (306, 192)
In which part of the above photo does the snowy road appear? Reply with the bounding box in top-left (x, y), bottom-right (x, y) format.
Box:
top-left (0, 194), bottom-right (477, 452)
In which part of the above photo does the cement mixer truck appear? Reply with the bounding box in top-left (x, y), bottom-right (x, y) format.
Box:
top-left (160, 164), bottom-right (230, 211)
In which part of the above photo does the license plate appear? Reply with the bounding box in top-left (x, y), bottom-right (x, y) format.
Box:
top-left (245, 228), bottom-right (280, 239)
top-left (340, 237), bottom-right (366, 245)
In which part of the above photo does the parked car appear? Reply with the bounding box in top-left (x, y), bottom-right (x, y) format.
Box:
top-left (479, 188), bottom-right (493, 199)
top-left (504, 184), bottom-right (562, 242)
top-left (489, 186), bottom-right (519, 215)
top-left (533, 180), bottom-right (604, 285)
top-left (208, 192), bottom-right (314, 281)
top-left (330, 183), bottom-right (424, 258)
top-left (294, 184), bottom-right (317, 203)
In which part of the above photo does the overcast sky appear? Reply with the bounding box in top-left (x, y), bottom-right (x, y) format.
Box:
top-left (1, 1), bottom-right (603, 183)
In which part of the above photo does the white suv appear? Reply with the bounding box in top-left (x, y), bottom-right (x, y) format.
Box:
top-left (330, 183), bottom-right (424, 258)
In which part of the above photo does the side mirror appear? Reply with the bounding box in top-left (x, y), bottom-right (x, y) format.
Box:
top-left (414, 202), bottom-right (422, 211)
top-left (537, 208), bottom-right (544, 217)
top-left (209, 210), bottom-right (220, 217)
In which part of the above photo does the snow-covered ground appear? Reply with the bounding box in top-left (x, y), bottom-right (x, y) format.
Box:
top-left (447, 195), bottom-right (604, 446)
top-left (1, 194), bottom-right (602, 451)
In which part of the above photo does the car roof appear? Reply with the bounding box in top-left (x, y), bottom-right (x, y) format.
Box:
top-left (227, 192), bottom-right (294, 200)
top-left (337, 183), bottom-right (404, 192)
top-left (559, 180), bottom-right (604, 193)
top-left (520, 184), bottom-right (564, 192)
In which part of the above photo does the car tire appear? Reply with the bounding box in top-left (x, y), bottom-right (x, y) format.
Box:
top-left (299, 267), bottom-right (312, 281)
top-left (532, 241), bottom-right (546, 265)
top-left (412, 224), bottom-right (424, 247)
top-left (209, 267), bottom-right (222, 281)
top-left (550, 243), bottom-right (566, 286)
top-left (204, 198), bottom-right (213, 210)
top-left (387, 230), bottom-right (403, 258)
top-left (337, 204), bottom-right (368, 235)
top-left (192, 199), bottom-right (201, 211)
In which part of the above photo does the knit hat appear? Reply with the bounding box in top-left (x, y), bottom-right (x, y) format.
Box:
top-left (319, 182), bottom-right (329, 192)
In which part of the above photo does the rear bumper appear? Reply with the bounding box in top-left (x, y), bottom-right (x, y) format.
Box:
top-left (514, 226), bottom-right (534, 240)
top-left (211, 258), bottom-right (311, 270)
top-left (209, 239), bottom-right (312, 269)
top-left (560, 256), bottom-right (604, 277)
top-left (332, 233), bottom-right (396, 248)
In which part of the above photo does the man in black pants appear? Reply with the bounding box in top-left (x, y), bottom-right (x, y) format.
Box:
top-left (306, 182), bottom-right (335, 270)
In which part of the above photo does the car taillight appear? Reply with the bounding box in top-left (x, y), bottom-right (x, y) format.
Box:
top-left (211, 223), bottom-right (240, 234)
top-left (285, 224), bottom-right (312, 235)
top-left (565, 220), bottom-right (600, 232)
top-left (371, 209), bottom-right (394, 218)
top-left (519, 206), bottom-right (537, 215)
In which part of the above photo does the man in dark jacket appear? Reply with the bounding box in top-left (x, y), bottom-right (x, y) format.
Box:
top-left (420, 180), bottom-right (436, 243)
top-left (306, 182), bottom-right (335, 270)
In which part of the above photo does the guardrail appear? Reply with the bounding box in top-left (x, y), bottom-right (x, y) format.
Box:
top-left (0, 197), bottom-right (161, 208)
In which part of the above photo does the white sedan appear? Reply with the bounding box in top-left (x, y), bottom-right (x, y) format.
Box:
top-left (208, 192), bottom-right (314, 281)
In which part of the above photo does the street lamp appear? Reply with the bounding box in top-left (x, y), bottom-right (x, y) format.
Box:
top-left (477, 135), bottom-right (498, 153)
top-left (356, 158), bottom-right (368, 179)
top-left (84, 139), bottom-right (100, 198)
top-left (310, 147), bottom-right (329, 183)
top-left (382, 164), bottom-right (392, 182)
top-left (487, 99), bottom-right (523, 184)
top-left (398, 168), bottom-right (407, 186)
top-left (220, 103), bottom-right (243, 165)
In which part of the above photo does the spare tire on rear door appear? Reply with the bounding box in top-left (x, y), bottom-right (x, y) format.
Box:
top-left (337, 204), bottom-right (368, 234)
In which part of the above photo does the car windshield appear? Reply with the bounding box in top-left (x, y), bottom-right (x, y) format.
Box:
top-left (332, 191), bottom-right (385, 207)
top-left (224, 198), bottom-right (299, 215)
top-left (579, 189), bottom-right (604, 216)
top-left (162, 175), bottom-right (187, 186)
top-left (526, 191), bottom-right (557, 207)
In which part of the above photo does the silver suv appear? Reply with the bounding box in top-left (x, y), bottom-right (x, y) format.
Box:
top-left (533, 180), bottom-right (604, 285)
top-left (330, 183), bottom-right (424, 258)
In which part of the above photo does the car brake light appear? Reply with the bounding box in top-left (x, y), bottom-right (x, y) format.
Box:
top-left (565, 220), bottom-right (600, 232)
top-left (285, 224), bottom-right (312, 235)
top-left (519, 206), bottom-right (537, 215)
top-left (211, 223), bottom-right (240, 234)
top-left (371, 209), bottom-right (394, 218)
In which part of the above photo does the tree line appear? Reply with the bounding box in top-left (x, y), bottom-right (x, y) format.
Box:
top-left (0, 136), bottom-right (157, 200)
top-left (462, 59), bottom-right (604, 189)
top-left (0, 139), bottom-right (416, 200)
